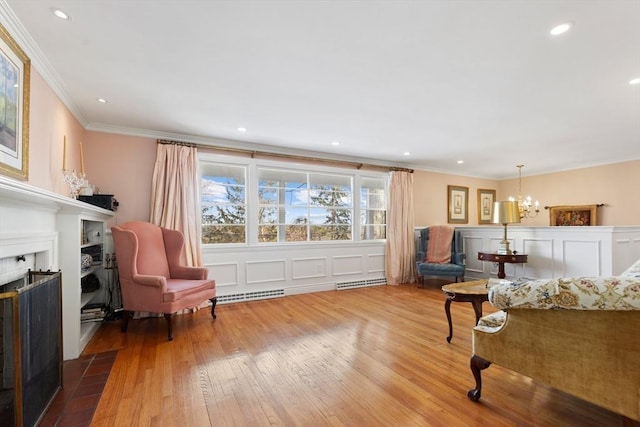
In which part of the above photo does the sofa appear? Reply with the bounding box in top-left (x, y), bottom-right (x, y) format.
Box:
top-left (468, 259), bottom-right (640, 422)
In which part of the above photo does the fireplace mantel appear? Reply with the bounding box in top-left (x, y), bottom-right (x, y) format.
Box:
top-left (1, 175), bottom-right (114, 278)
top-left (0, 176), bottom-right (113, 216)
top-left (1, 176), bottom-right (114, 359)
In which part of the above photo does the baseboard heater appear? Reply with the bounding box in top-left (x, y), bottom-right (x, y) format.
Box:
top-left (216, 278), bottom-right (387, 304)
top-left (336, 277), bottom-right (387, 290)
top-left (217, 289), bottom-right (285, 304)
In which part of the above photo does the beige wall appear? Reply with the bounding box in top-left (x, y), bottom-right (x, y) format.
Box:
top-left (414, 160), bottom-right (640, 227)
top-left (21, 66), bottom-right (640, 228)
top-left (82, 132), bottom-right (156, 227)
top-left (26, 69), bottom-right (85, 195)
top-left (413, 170), bottom-right (498, 227)
top-left (496, 161), bottom-right (639, 226)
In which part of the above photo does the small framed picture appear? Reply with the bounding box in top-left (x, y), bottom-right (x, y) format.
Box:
top-left (477, 189), bottom-right (496, 224)
top-left (549, 205), bottom-right (598, 226)
top-left (447, 185), bottom-right (468, 224)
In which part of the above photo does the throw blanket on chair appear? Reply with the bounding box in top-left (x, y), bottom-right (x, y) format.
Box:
top-left (426, 225), bottom-right (454, 263)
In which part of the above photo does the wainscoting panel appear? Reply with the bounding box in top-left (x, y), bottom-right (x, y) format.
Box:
top-left (561, 239), bottom-right (602, 277)
top-left (246, 259), bottom-right (286, 285)
top-left (207, 262), bottom-right (239, 288)
top-left (454, 226), bottom-right (640, 280)
top-left (522, 238), bottom-right (554, 278)
top-left (614, 237), bottom-right (640, 274)
top-left (366, 254), bottom-right (385, 274)
top-left (461, 235), bottom-right (485, 275)
top-left (202, 241), bottom-right (386, 300)
top-left (292, 256), bottom-right (328, 280)
top-left (332, 255), bottom-right (364, 276)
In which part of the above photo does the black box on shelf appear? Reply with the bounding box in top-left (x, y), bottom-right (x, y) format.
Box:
top-left (78, 195), bottom-right (119, 211)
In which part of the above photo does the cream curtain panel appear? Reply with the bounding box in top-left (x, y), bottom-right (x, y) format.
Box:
top-left (385, 171), bottom-right (415, 285)
top-left (150, 142), bottom-right (202, 267)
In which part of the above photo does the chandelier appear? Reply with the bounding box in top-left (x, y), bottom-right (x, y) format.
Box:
top-left (509, 164), bottom-right (539, 219)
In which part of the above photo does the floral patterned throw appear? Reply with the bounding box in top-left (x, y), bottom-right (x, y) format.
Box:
top-left (487, 258), bottom-right (640, 311)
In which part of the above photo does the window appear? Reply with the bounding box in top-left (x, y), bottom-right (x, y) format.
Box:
top-left (360, 177), bottom-right (386, 240)
top-left (199, 154), bottom-right (387, 245)
top-left (200, 163), bottom-right (246, 244)
top-left (257, 169), bottom-right (353, 242)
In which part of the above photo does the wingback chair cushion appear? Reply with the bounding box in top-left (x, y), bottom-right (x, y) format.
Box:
top-left (129, 221), bottom-right (172, 277)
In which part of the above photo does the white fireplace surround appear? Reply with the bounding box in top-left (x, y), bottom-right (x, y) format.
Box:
top-left (0, 178), bottom-right (63, 284)
top-left (1, 176), bottom-right (114, 360)
top-left (0, 232), bottom-right (56, 286)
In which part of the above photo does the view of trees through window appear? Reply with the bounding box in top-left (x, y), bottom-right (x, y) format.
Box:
top-left (200, 160), bottom-right (386, 244)
top-left (201, 164), bottom-right (246, 244)
top-left (257, 169), bottom-right (352, 242)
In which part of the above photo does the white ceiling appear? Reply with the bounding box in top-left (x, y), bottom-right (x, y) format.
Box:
top-left (3, 0), bottom-right (640, 179)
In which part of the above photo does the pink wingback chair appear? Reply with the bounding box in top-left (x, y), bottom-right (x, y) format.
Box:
top-left (111, 221), bottom-right (217, 340)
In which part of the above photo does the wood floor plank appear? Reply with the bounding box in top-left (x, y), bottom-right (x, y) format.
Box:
top-left (86, 284), bottom-right (630, 426)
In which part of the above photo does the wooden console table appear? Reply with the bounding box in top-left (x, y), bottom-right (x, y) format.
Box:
top-left (478, 252), bottom-right (528, 279)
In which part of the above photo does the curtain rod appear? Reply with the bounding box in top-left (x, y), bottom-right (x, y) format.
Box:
top-left (157, 139), bottom-right (413, 173)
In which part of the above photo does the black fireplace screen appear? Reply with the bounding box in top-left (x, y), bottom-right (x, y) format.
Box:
top-left (0, 271), bottom-right (62, 427)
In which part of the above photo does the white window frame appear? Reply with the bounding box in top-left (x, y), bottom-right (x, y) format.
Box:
top-left (199, 152), bottom-right (388, 246)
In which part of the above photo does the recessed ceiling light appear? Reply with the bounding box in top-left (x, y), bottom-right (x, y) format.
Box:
top-left (97, 98), bottom-right (107, 103)
top-left (550, 22), bottom-right (573, 36)
top-left (331, 141), bottom-right (340, 146)
top-left (457, 160), bottom-right (464, 164)
top-left (53, 9), bottom-right (70, 20)
top-left (630, 77), bottom-right (640, 85)
top-left (237, 127), bottom-right (247, 132)
top-left (403, 152), bottom-right (411, 156)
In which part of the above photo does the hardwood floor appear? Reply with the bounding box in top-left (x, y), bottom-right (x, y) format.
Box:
top-left (84, 283), bottom-right (630, 426)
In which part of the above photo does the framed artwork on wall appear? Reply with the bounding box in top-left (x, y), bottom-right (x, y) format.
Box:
top-left (0, 23), bottom-right (30, 181)
top-left (447, 185), bottom-right (468, 224)
top-left (477, 189), bottom-right (496, 224)
top-left (548, 204), bottom-right (599, 226)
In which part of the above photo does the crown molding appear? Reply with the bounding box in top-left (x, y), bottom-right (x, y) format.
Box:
top-left (85, 122), bottom-right (417, 170)
top-left (0, 1), bottom-right (86, 125)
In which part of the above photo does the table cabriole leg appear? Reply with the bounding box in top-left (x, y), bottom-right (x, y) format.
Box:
top-left (471, 298), bottom-right (483, 325)
top-left (444, 297), bottom-right (453, 342)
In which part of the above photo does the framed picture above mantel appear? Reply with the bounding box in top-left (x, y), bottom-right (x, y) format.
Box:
top-left (0, 22), bottom-right (30, 181)
top-left (548, 204), bottom-right (603, 226)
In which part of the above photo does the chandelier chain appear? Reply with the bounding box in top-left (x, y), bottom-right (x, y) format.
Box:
top-left (515, 164), bottom-right (539, 219)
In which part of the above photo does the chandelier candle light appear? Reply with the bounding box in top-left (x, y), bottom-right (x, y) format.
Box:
top-left (509, 164), bottom-right (540, 219)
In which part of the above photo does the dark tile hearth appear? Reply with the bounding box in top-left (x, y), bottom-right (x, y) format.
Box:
top-left (39, 350), bottom-right (117, 427)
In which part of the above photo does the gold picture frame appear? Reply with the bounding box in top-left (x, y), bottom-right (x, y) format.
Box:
top-left (549, 204), bottom-right (598, 226)
top-left (447, 185), bottom-right (468, 224)
top-left (0, 23), bottom-right (30, 180)
top-left (477, 189), bottom-right (496, 224)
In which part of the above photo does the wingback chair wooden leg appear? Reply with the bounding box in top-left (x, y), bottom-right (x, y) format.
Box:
top-left (210, 297), bottom-right (218, 318)
top-left (121, 310), bottom-right (131, 333)
top-left (164, 313), bottom-right (174, 341)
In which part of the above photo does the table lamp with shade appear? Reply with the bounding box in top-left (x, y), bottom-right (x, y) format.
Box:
top-left (492, 200), bottom-right (521, 255)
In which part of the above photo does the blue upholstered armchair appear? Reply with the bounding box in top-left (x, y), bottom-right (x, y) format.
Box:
top-left (416, 227), bottom-right (466, 284)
